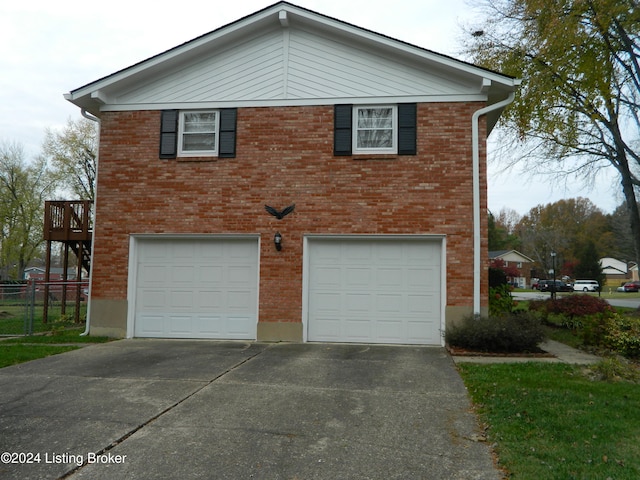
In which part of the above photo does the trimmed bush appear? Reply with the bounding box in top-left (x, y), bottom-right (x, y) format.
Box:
top-left (446, 313), bottom-right (545, 353)
top-left (529, 295), bottom-right (613, 319)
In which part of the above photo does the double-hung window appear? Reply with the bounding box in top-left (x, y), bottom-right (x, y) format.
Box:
top-left (178, 111), bottom-right (219, 157)
top-left (159, 108), bottom-right (236, 159)
top-left (353, 106), bottom-right (397, 154)
top-left (334, 103), bottom-right (416, 156)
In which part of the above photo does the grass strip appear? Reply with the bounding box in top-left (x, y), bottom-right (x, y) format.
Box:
top-left (0, 344), bottom-right (80, 368)
top-left (1, 332), bottom-right (112, 344)
top-left (458, 363), bottom-right (640, 479)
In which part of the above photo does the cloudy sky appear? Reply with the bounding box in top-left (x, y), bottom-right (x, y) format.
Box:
top-left (1, 0), bottom-right (622, 215)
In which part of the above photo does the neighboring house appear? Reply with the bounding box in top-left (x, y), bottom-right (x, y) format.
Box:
top-left (600, 257), bottom-right (632, 284)
top-left (488, 250), bottom-right (535, 288)
top-left (600, 257), bottom-right (638, 285)
top-left (64, 2), bottom-right (519, 345)
top-left (631, 263), bottom-right (638, 282)
top-left (24, 267), bottom-right (78, 281)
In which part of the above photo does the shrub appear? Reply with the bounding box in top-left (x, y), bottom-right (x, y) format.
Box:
top-left (602, 314), bottom-right (640, 358)
top-left (546, 295), bottom-right (614, 318)
top-left (588, 357), bottom-right (640, 383)
top-left (446, 313), bottom-right (545, 353)
top-left (489, 284), bottom-right (515, 316)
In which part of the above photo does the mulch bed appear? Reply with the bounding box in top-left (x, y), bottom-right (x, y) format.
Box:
top-left (446, 345), bottom-right (555, 358)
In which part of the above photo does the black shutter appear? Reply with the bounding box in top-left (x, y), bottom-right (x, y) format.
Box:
top-left (334, 104), bottom-right (352, 156)
top-left (398, 103), bottom-right (417, 155)
top-left (159, 110), bottom-right (178, 159)
top-left (218, 108), bottom-right (237, 158)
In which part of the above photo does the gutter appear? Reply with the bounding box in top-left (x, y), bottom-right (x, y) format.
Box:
top-left (80, 109), bottom-right (100, 336)
top-left (471, 91), bottom-right (516, 315)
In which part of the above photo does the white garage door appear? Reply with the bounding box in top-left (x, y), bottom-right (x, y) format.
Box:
top-left (307, 238), bottom-right (442, 345)
top-left (133, 237), bottom-right (258, 339)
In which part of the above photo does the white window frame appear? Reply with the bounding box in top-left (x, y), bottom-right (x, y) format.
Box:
top-left (352, 105), bottom-right (397, 155)
top-left (178, 110), bottom-right (220, 157)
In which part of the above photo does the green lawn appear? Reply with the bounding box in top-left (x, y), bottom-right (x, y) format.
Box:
top-left (0, 302), bottom-right (87, 336)
top-left (459, 362), bottom-right (640, 479)
top-left (0, 344), bottom-right (81, 368)
top-left (0, 328), bottom-right (113, 368)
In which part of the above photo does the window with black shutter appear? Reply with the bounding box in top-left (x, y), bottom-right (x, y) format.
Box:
top-left (333, 103), bottom-right (417, 156)
top-left (159, 108), bottom-right (237, 159)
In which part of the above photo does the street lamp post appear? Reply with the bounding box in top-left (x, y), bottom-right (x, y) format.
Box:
top-left (550, 251), bottom-right (557, 300)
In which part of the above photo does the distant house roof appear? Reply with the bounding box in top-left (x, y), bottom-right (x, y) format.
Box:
top-left (489, 250), bottom-right (535, 263)
top-left (600, 257), bottom-right (628, 275)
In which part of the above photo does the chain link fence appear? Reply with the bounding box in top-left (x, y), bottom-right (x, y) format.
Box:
top-left (0, 281), bottom-right (87, 336)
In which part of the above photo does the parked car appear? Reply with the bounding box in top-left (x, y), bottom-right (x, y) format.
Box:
top-left (617, 281), bottom-right (640, 292)
top-left (539, 280), bottom-right (573, 292)
top-left (573, 280), bottom-right (600, 292)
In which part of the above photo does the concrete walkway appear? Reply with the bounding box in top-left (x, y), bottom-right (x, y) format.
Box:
top-left (452, 340), bottom-right (601, 365)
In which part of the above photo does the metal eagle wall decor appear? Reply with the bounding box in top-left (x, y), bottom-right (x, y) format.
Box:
top-left (264, 204), bottom-right (295, 219)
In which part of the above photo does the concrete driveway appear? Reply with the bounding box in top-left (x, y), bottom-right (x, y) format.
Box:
top-left (0, 340), bottom-right (501, 479)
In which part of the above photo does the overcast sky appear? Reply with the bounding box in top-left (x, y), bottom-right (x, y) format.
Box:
top-left (1, 0), bottom-right (622, 215)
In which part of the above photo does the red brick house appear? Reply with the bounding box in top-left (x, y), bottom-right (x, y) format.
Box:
top-left (64, 2), bottom-right (519, 345)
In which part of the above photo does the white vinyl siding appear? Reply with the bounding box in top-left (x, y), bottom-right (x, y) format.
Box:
top-left (113, 27), bottom-right (482, 108)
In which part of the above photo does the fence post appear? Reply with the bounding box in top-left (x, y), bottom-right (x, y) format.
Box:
top-left (26, 281), bottom-right (36, 335)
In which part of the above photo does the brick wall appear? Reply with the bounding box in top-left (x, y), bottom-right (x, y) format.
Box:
top-left (92, 103), bottom-right (488, 327)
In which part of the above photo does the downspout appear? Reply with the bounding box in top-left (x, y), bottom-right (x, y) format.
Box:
top-left (80, 109), bottom-right (99, 335)
top-left (471, 92), bottom-right (516, 315)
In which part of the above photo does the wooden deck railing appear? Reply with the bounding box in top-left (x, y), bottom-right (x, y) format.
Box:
top-left (44, 200), bottom-right (93, 241)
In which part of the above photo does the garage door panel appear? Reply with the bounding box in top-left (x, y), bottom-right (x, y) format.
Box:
top-left (169, 290), bottom-right (194, 309)
top-left (313, 266), bottom-right (341, 287)
top-left (377, 268), bottom-right (403, 288)
top-left (408, 294), bottom-right (435, 314)
top-left (226, 316), bottom-right (255, 336)
top-left (344, 243), bottom-right (372, 261)
top-left (309, 317), bottom-right (341, 340)
top-left (138, 289), bottom-right (167, 309)
top-left (196, 315), bottom-right (222, 335)
top-left (376, 294), bottom-right (402, 313)
top-left (345, 267), bottom-right (372, 288)
top-left (168, 315), bottom-right (193, 335)
top-left (345, 293), bottom-right (372, 313)
top-left (197, 290), bottom-right (223, 309)
top-left (134, 238), bottom-right (258, 339)
top-left (172, 265), bottom-right (195, 283)
top-left (138, 265), bottom-right (166, 284)
top-left (308, 238), bottom-right (442, 345)
top-left (199, 266), bottom-right (223, 284)
top-left (344, 318), bottom-right (372, 341)
top-left (310, 292), bottom-right (341, 312)
top-left (136, 314), bottom-right (165, 335)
